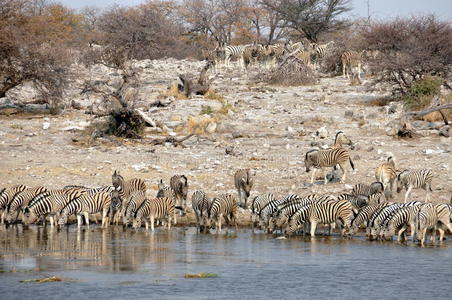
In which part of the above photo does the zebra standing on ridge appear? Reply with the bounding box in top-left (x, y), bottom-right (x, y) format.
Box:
top-left (224, 45), bottom-right (248, 67)
top-left (132, 197), bottom-right (176, 231)
top-left (206, 194), bottom-right (238, 234)
top-left (341, 50), bottom-right (363, 80)
top-left (311, 41), bottom-right (335, 69)
top-left (396, 169), bottom-right (433, 203)
top-left (57, 191), bottom-right (112, 228)
top-left (304, 148), bottom-right (354, 184)
top-left (375, 156), bottom-right (397, 198)
top-left (191, 190), bottom-right (211, 233)
top-left (0, 184), bottom-right (27, 224)
top-left (170, 175), bottom-right (188, 210)
top-left (234, 169), bottom-right (254, 209)
top-left (5, 186), bottom-right (48, 223)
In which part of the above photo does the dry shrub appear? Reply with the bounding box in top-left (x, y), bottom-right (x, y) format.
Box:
top-left (186, 115), bottom-right (217, 135)
top-left (259, 56), bottom-right (316, 86)
top-left (368, 97), bottom-right (392, 106)
top-left (160, 83), bottom-right (187, 100)
top-left (359, 16), bottom-right (452, 94)
top-left (204, 89), bottom-right (225, 101)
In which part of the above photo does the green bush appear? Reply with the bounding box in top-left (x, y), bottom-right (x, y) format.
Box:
top-left (403, 75), bottom-right (442, 110)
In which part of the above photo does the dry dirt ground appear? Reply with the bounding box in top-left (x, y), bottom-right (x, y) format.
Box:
top-left (0, 58), bottom-right (450, 225)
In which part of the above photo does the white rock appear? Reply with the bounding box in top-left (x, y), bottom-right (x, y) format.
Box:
top-left (316, 126), bottom-right (328, 139)
top-left (206, 122), bottom-right (217, 134)
top-left (132, 163), bottom-right (148, 171)
top-left (42, 122), bottom-right (50, 130)
top-left (286, 126), bottom-right (294, 133)
top-left (344, 184), bottom-right (353, 190)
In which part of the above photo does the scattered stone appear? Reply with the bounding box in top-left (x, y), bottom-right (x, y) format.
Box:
top-left (205, 122), bottom-right (217, 134)
top-left (344, 110), bottom-right (353, 118)
top-left (225, 146), bottom-right (235, 155)
top-left (353, 155), bottom-right (361, 161)
top-left (385, 127), bottom-right (397, 136)
top-left (42, 122), bottom-right (50, 130)
top-left (367, 146), bottom-right (374, 152)
top-left (316, 126), bottom-right (328, 139)
top-left (439, 125), bottom-right (449, 137)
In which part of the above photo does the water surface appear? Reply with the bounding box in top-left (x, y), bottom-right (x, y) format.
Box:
top-left (0, 226), bottom-right (450, 299)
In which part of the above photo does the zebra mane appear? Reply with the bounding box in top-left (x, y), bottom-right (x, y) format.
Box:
top-left (397, 169), bottom-right (410, 181)
top-left (335, 131), bottom-right (344, 142)
top-left (305, 149), bottom-right (318, 160)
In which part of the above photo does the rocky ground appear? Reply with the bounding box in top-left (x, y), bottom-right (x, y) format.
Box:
top-left (0, 58), bottom-right (450, 225)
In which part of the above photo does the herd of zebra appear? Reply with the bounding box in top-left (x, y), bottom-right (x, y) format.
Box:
top-left (0, 133), bottom-right (449, 245)
top-left (205, 39), bottom-right (372, 80)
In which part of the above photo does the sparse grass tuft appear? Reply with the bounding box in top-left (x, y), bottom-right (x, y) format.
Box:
top-left (368, 97), bottom-right (392, 106)
top-left (200, 105), bottom-right (214, 115)
top-left (403, 75), bottom-right (442, 111)
top-left (204, 89), bottom-right (225, 101)
top-left (160, 83), bottom-right (187, 100)
top-left (186, 115), bottom-right (218, 135)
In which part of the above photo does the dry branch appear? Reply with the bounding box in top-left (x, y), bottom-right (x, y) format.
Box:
top-left (148, 134), bottom-right (195, 148)
top-left (405, 96), bottom-right (451, 125)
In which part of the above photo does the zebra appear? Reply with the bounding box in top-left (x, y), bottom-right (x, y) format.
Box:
top-left (234, 169), bottom-right (254, 209)
top-left (257, 197), bottom-right (286, 232)
top-left (250, 193), bottom-right (275, 231)
top-left (375, 156), bottom-right (397, 198)
top-left (336, 193), bottom-right (368, 214)
top-left (22, 190), bottom-right (84, 227)
top-left (284, 204), bottom-right (312, 236)
top-left (294, 49), bottom-right (315, 68)
top-left (224, 45), bottom-right (249, 67)
top-left (368, 201), bottom-right (421, 239)
top-left (111, 170), bottom-right (146, 221)
top-left (396, 169), bottom-right (433, 203)
top-left (5, 186), bottom-right (48, 223)
top-left (304, 148), bottom-right (354, 184)
top-left (414, 203), bottom-right (438, 245)
top-left (381, 205), bottom-right (422, 241)
top-left (122, 190), bottom-right (147, 227)
top-left (311, 41), bottom-right (335, 69)
top-left (57, 191), bottom-right (112, 228)
top-left (341, 50), bottom-right (363, 80)
top-left (260, 43), bottom-right (286, 68)
top-left (132, 197), bottom-right (176, 231)
top-left (331, 131), bottom-right (353, 149)
top-left (309, 199), bottom-right (353, 236)
top-left (270, 194), bottom-right (335, 233)
top-left (348, 202), bottom-right (390, 236)
top-left (191, 190), bottom-right (211, 233)
top-left (432, 203), bottom-right (452, 241)
top-left (242, 43), bottom-right (264, 69)
top-left (157, 179), bottom-right (173, 198)
top-left (206, 194), bottom-right (238, 234)
top-left (367, 192), bottom-right (387, 206)
top-left (0, 184), bottom-right (27, 224)
top-left (170, 175), bottom-right (188, 210)
top-left (351, 182), bottom-right (384, 197)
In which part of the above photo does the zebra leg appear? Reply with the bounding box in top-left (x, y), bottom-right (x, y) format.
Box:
top-left (310, 221), bottom-right (317, 237)
top-left (404, 186), bottom-right (412, 203)
top-left (311, 169), bottom-right (316, 184)
top-left (437, 226), bottom-right (445, 241)
top-left (50, 216), bottom-right (55, 227)
top-left (342, 63), bottom-right (346, 78)
top-left (84, 212), bottom-right (90, 228)
top-left (425, 188), bottom-right (431, 203)
top-left (323, 168), bottom-right (329, 185)
top-left (150, 215), bottom-right (155, 231)
top-left (339, 164), bottom-right (347, 183)
top-left (77, 215), bottom-right (83, 228)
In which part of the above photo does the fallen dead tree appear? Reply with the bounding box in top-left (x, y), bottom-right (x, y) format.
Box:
top-left (405, 96), bottom-right (451, 125)
top-left (177, 63), bottom-right (214, 97)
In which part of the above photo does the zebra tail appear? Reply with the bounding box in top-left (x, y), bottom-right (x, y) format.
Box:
top-left (349, 158), bottom-right (355, 170)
